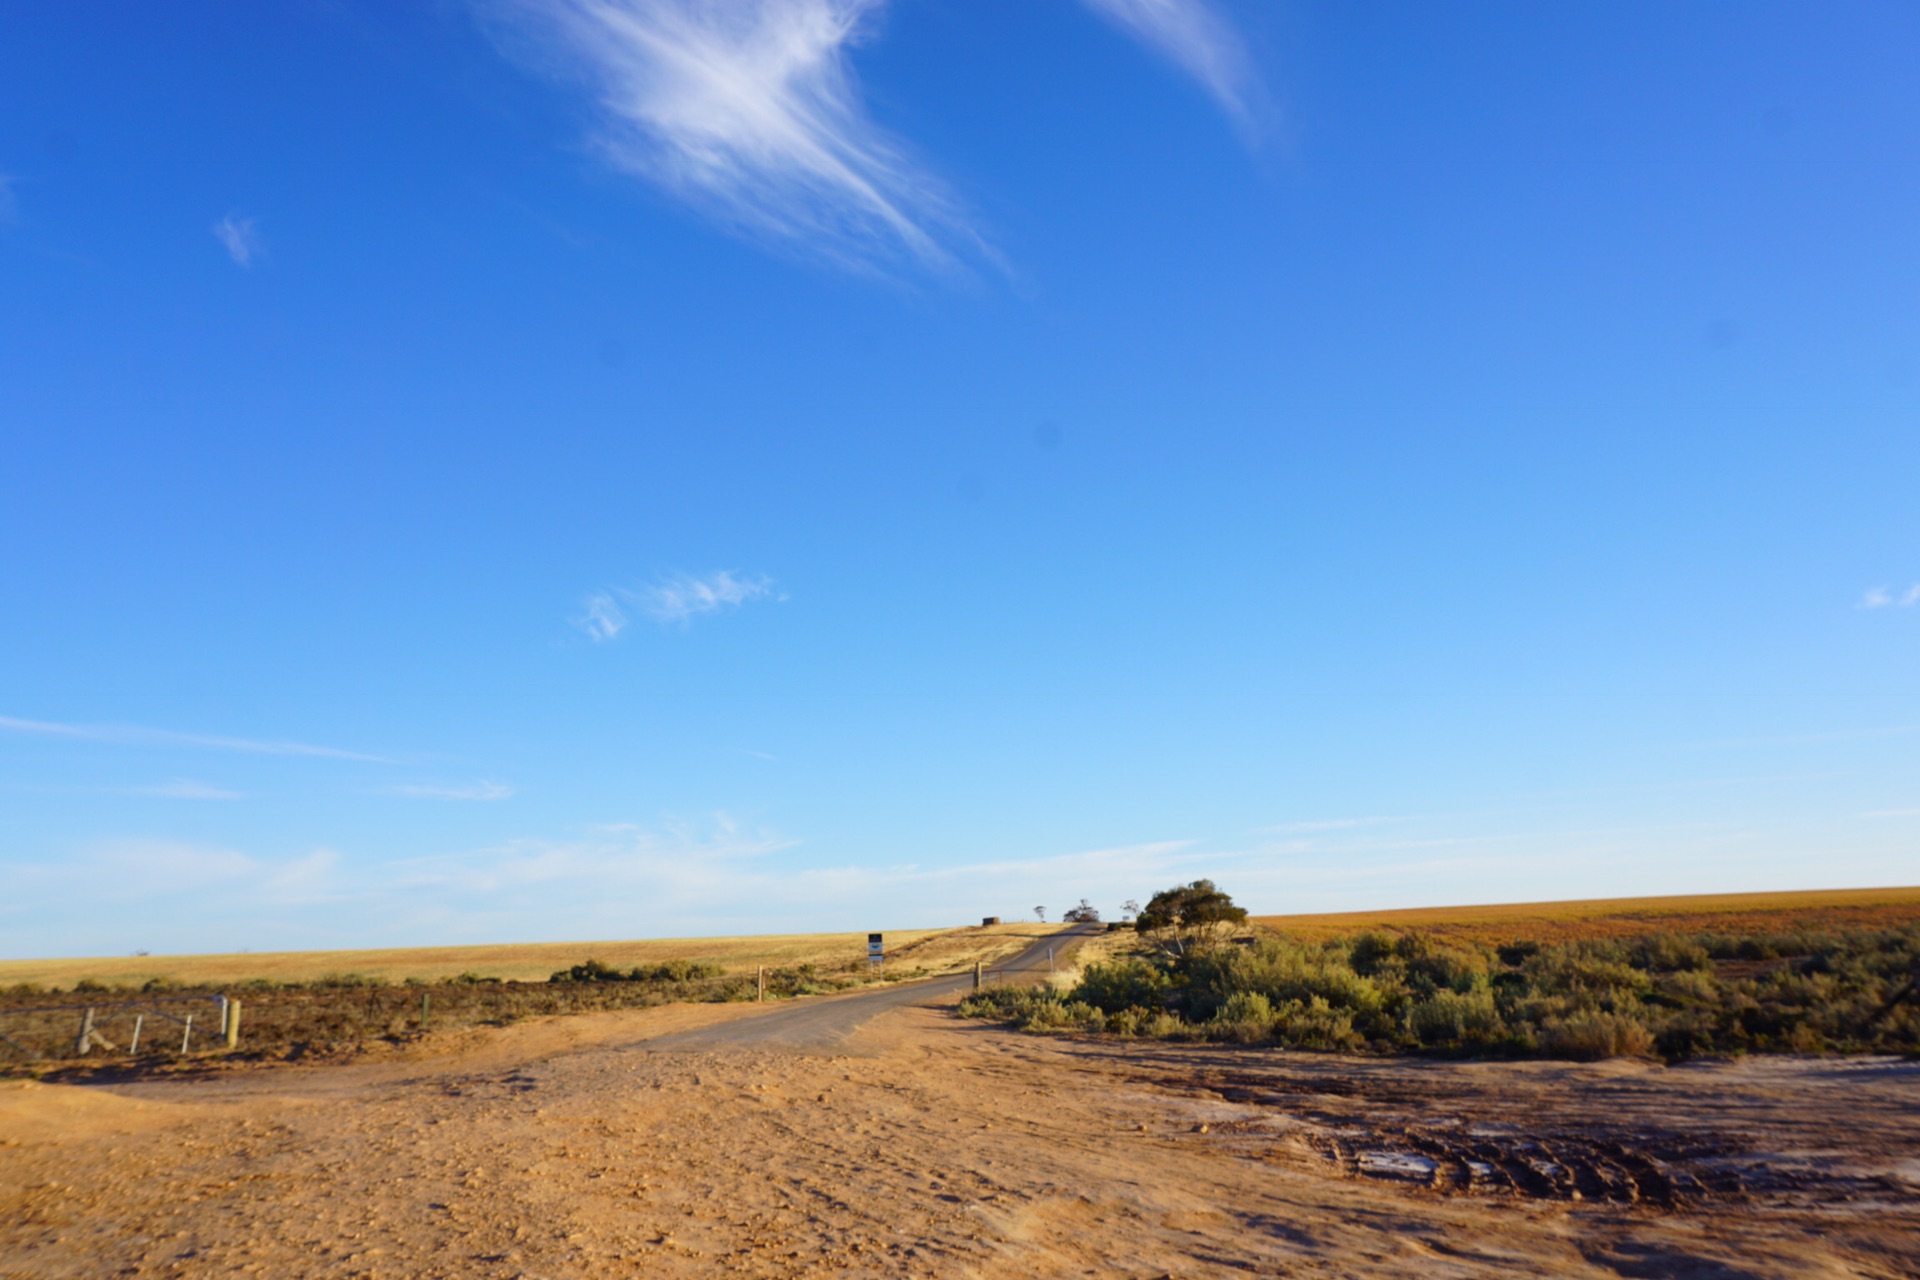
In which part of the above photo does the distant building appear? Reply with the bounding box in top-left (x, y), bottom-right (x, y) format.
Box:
top-left (981, 916), bottom-right (1001, 926)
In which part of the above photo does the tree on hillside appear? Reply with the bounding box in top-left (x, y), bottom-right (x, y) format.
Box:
top-left (1062, 899), bottom-right (1100, 923)
top-left (1034, 905), bottom-right (1047, 922)
top-left (1134, 879), bottom-right (1248, 954)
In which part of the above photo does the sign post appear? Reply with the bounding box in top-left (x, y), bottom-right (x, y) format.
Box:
top-left (867, 932), bottom-right (884, 976)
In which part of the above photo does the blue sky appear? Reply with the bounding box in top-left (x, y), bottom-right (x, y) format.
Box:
top-left (3, 1), bottom-right (1917, 957)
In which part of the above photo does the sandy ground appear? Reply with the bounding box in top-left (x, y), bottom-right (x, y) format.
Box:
top-left (3, 983), bottom-right (1917, 1279)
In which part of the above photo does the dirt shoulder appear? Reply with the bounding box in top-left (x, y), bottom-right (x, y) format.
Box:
top-left (3, 993), bottom-right (1916, 1279)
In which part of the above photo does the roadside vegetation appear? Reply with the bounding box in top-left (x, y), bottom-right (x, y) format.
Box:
top-left (0, 955), bottom-right (896, 1071)
top-left (961, 881), bottom-right (1920, 1062)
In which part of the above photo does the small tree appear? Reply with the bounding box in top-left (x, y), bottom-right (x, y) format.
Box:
top-left (1121, 898), bottom-right (1141, 923)
top-left (1034, 905), bottom-right (1047, 922)
top-left (1134, 879), bottom-right (1248, 954)
top-left (1062, 898), bottom-right (1100, 923)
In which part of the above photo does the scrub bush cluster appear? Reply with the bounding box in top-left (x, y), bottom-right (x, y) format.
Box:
top-left (960, 924), bottom-right (1920, 1062)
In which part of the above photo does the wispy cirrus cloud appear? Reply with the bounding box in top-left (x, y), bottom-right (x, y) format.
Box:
top-left (0, 714), bottom-right (392, 763)
top-left (1075, 0), bottom-right (1266, 129)
top-left (213, 212), bottom-right (262, 267)
top-left (640, 569), bottom-right (780, 623)
top-left (1861, 583), bottom-right (1920, 609)
top-left (490, 0), bottom-right (1261, 274)
top-left (494, 0), bottom-right (977, 274)
top-left (572, 569), bottom-right (781, 639)
top-left (384, 780), bottom-right (517, 802)
top-left (574, 591), bottom-right (629, 641)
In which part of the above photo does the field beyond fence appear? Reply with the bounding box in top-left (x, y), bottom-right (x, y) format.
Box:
top-left (0, 923), bottom-right (1053, 992)
top-left (1251, 886), bottom-right (1920, 945)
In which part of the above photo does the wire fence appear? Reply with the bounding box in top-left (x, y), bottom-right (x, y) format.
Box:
top-left (0, 964), bottom-right (849, 1065)
top-left (0, 994), bottom-right (235, 1063)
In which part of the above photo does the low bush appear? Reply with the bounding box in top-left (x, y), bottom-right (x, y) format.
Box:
top-left (548, 958), bottom-right (725, 985)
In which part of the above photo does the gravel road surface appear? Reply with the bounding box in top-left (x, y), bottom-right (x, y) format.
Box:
top-left (639, 923), bottom-right (1101, 1053)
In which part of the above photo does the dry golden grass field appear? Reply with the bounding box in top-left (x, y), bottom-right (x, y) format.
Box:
top-left (1252, 885), bottom-right (1920, 945)
top-left (0, 922), bottom-right (1057, 992)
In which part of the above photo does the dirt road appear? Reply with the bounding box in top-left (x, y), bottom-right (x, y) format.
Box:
top-left (648, 924), bottom-right (1097, 1053)
top-left (3, 948), bottom-right (1917, 1279)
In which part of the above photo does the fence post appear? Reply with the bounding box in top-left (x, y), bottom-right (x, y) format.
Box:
top-left (420, 992), bottom-right (431, 1031)
top-left (130, 1014), bottom-right (145, 1054)
top-left (225, 1000), bottom-right (241, 1050)
top-left (1048, 947), bottom-right (1054, 974)
top-left (974, 961), bottom-right (982, 990)
top-left (180, 1014), bottom-right (193, 1055)
top-left (75, 1008), bottom-right (95, 1056)
top-left (756, 966), bottom-right (766, 1002)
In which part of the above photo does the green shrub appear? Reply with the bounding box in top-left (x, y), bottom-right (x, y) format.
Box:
top-left (1140, 1010), bottom-right (1193, 1039)
top-left (1073, 959), bottom-right (1171, 1013)
top-left (1496, 940), bottom-right (1541, 966)
top-left (1021, 1000), bottom-right (1107, 1033)
top-left (1540, 1012), bottom-right (1654, 1060)
top-left (1633, 933), bottom-right (1711, 973)
top-left (1408, 988), bottom-right (1506, 1050)
top-left (311, 972), bottom-right (386, 989)
top-left (1271, 996), bottom-right (1365, 1051)
top-left (630, 959), bottom-right (724, 983)
top-left (958, 985), bottom-right (1061, 1022)
top-left (1208, 991), bottom-right (1275, 1043)
top-left (547, 958), bottom-right (724, 985)
top-left (549, 959), bottom-right (626, 984)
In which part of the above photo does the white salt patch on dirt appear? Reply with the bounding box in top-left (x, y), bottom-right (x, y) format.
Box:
top-left (1358, 1151), bottom-right (1438, 1179)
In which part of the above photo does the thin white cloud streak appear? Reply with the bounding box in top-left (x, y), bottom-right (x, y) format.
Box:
top-left (0, 714), bottom-right (393, 763)
top-left (4, 840), bottom-right (341, 906)
top-left (1861, 584), bottom-right (1920, 609)
top-left (495, 0), bottom-right (978, 274)
top-left (213, 213), bottom-right (263, 267)
top-left (384, 780), bottom-right (517, 802)
top-left (573, 570), bottom-right (781, 638)
top-left (1075, 0), bottom-right (1265, 129)
top-left (638, 569), bottom-right (779, 624)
